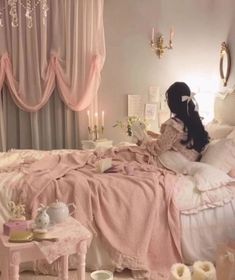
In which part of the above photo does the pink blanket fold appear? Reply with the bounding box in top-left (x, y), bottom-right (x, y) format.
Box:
top-left (12, 146), bottom-right (181, 279)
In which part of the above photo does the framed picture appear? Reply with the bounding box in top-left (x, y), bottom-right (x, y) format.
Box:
top-left (145, 103), bottom-right (157, 120)
top-left (128, 95), bottom-right (145, 117)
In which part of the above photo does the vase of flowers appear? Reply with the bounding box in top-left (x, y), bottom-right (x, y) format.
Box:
top-left (113, 116), bottom-right (147, 142)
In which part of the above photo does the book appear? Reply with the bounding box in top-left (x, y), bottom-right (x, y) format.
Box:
top-left (131, 121), bottom-right (149, 143)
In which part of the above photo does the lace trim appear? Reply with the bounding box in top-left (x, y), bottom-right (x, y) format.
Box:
top-left (180, 188), bottom-right (234, 215)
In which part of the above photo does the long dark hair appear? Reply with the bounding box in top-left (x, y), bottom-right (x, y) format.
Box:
top-left (166, 82), bottom-right (209, 152)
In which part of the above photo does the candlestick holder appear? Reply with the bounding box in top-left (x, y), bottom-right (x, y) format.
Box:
top-left (150, 27), bottom-right (174, 59)
top-left (88, 125), bottom-right (104, 141)
top-left (151, 35), bottom-right (173, 58)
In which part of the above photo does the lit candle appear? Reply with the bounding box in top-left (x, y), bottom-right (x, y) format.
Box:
top-left (152, 27), bottom-right (155, 42)
top-left (170, 26), bottom-right (174, 41)
top-left (101, 111), bottom-right (104, 127)
top-left (95, 112), bottom-right (98, 126)
top-left (87, 110), bottom-right (91, 127)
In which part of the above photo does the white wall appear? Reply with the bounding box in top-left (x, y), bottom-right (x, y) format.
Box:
top-left (80, 0), bottom-right (235, 145)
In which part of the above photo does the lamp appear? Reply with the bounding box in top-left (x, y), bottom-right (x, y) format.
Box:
top-left (150, 27), bottom-right (174, 58)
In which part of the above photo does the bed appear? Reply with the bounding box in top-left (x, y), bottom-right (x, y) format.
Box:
top-left (1, 93), bottom-right (235, 280)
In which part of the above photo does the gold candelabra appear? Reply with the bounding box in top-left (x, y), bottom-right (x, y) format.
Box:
top-left (88, 125), bottom-right (104, 141)
top-left (150, 27), bottom-right (174, 58)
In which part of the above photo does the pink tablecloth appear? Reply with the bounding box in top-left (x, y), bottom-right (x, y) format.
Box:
top-left (34, 217), bottom-right (92, 263)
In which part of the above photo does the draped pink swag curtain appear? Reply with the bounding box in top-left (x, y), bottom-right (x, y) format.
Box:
top-left (0, 0), bottom-right (105, 112)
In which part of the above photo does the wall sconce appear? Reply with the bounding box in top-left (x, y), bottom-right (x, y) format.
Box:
top-left (150, 27), bottom-right (174, 58)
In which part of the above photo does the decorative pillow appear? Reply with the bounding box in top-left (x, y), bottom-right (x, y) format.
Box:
top-left (214, 93), bottom-right (235, 125)
top-left (206, 122), bottom-right (234, 140)
top-left (158, 150), bottom-right (190, 173)
top-left (200, 139), bottom-right (235, 173)
top-left (8, 149), bottom-right (49, 164)
top-left (183, 161), bottom-right (233, 191)
top-left (0, 152), bottom-right (23, 171)
top-left (175, 174), bottom-right (234, 214)
top-left (226, 129), bottom-right (235, 141)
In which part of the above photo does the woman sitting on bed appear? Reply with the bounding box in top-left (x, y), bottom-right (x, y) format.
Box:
top-left (139, 81), bottom-right (210, 161)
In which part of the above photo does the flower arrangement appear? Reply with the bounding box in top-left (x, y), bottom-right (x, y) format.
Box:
top-left (113, 116), bottom-right (147, 137)
top-left (8, 201), bottom-right (26, 221)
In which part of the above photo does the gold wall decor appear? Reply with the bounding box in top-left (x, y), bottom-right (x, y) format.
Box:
top-left (220, 42), bottom-right (231, 87)
top-left (150, 27), bottom-right (174, 58)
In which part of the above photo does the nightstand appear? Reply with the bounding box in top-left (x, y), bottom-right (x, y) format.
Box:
top-left (0, 217), bottom-right (92, 280)
top-left (81, 139), bottom-right (113, 150)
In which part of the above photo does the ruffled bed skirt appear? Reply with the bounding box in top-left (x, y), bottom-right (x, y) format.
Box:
top-left (19, 198), bottom-right (235, 277)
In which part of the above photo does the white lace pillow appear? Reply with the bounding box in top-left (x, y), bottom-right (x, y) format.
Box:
top-left (214, 93), bottom-right (235, 125)
top-left (200, 139), bottom-right (235, 173)
top-left (158, 150), bottom-right (190, 173)
top-left (0, 152), bottom-right (23, 171)
top-left (183, 161), bottom-right (234, 191)
top-left (8, 149), bottom-right (48, 161)
top-left (206, 122), bottom-right (234, 139)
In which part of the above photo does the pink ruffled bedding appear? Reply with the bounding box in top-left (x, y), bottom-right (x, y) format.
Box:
top-left (0, 146), bottom-right (235, 279)
top-left (10, 147), bottom-right (181, 280)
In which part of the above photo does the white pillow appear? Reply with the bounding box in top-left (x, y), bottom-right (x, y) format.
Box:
top-left (214, 93), bottom-right (235, 125)
top-left (158, 150), bottom-right (190, 173)
top-left (159, 149), bottom-right (234, 192)
top-left (206, 122), bottom-right (234, 140)
top-left (9, 149), bottom-right (48, 161)
top-left (183, 161), bottom-right (233, 191)
top-left (0, 152), bottom-right (23, 170)
top-left (200, 139), bottom-right (235, 172)
top-left (226, 129), bottom-right (235, 141)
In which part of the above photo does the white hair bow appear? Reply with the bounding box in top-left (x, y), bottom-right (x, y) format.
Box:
top-left (181, 92), bottom-right (199, 114)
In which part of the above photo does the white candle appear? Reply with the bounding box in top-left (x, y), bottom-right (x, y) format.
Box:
top-left (170, 26), bottom-right (174, 41)
top-left (152, 27), bottom-right (155, 42)
top-left (95, 112), bottom-right (98, 126)
top-left (101, 111), bottom-right (104, 127)
top-left (87, 110), bottom-right (91, 127)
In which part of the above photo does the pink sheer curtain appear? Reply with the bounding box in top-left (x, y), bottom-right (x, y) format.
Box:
top-left (0, 0), bottom-right (105, 112)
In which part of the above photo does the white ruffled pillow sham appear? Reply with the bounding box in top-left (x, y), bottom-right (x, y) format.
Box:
top-left (214, 91), bottom-right (235, 126)
top-left (206, 121), bottom-right (234, 140)
top-left (175, 175), bottom-right (234, 214)
top-left (200, 139), bottom-right (235, 173)
top-left (183, 161), bottom-right (233, 191)
top-left (159, 150), bottom-right (235, 213)
top-left (159, 150), bottom-right (234, 191)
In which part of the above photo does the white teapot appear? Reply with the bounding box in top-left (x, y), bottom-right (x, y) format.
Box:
top-left (47, 200), bottom-right (76, 224)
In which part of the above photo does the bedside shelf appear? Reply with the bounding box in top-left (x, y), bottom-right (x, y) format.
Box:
top-left (81, 139), bottom-right (113, 150)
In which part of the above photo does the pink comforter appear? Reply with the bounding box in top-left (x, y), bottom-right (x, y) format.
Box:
top-left (12, 146), bottom-right (181, 279)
